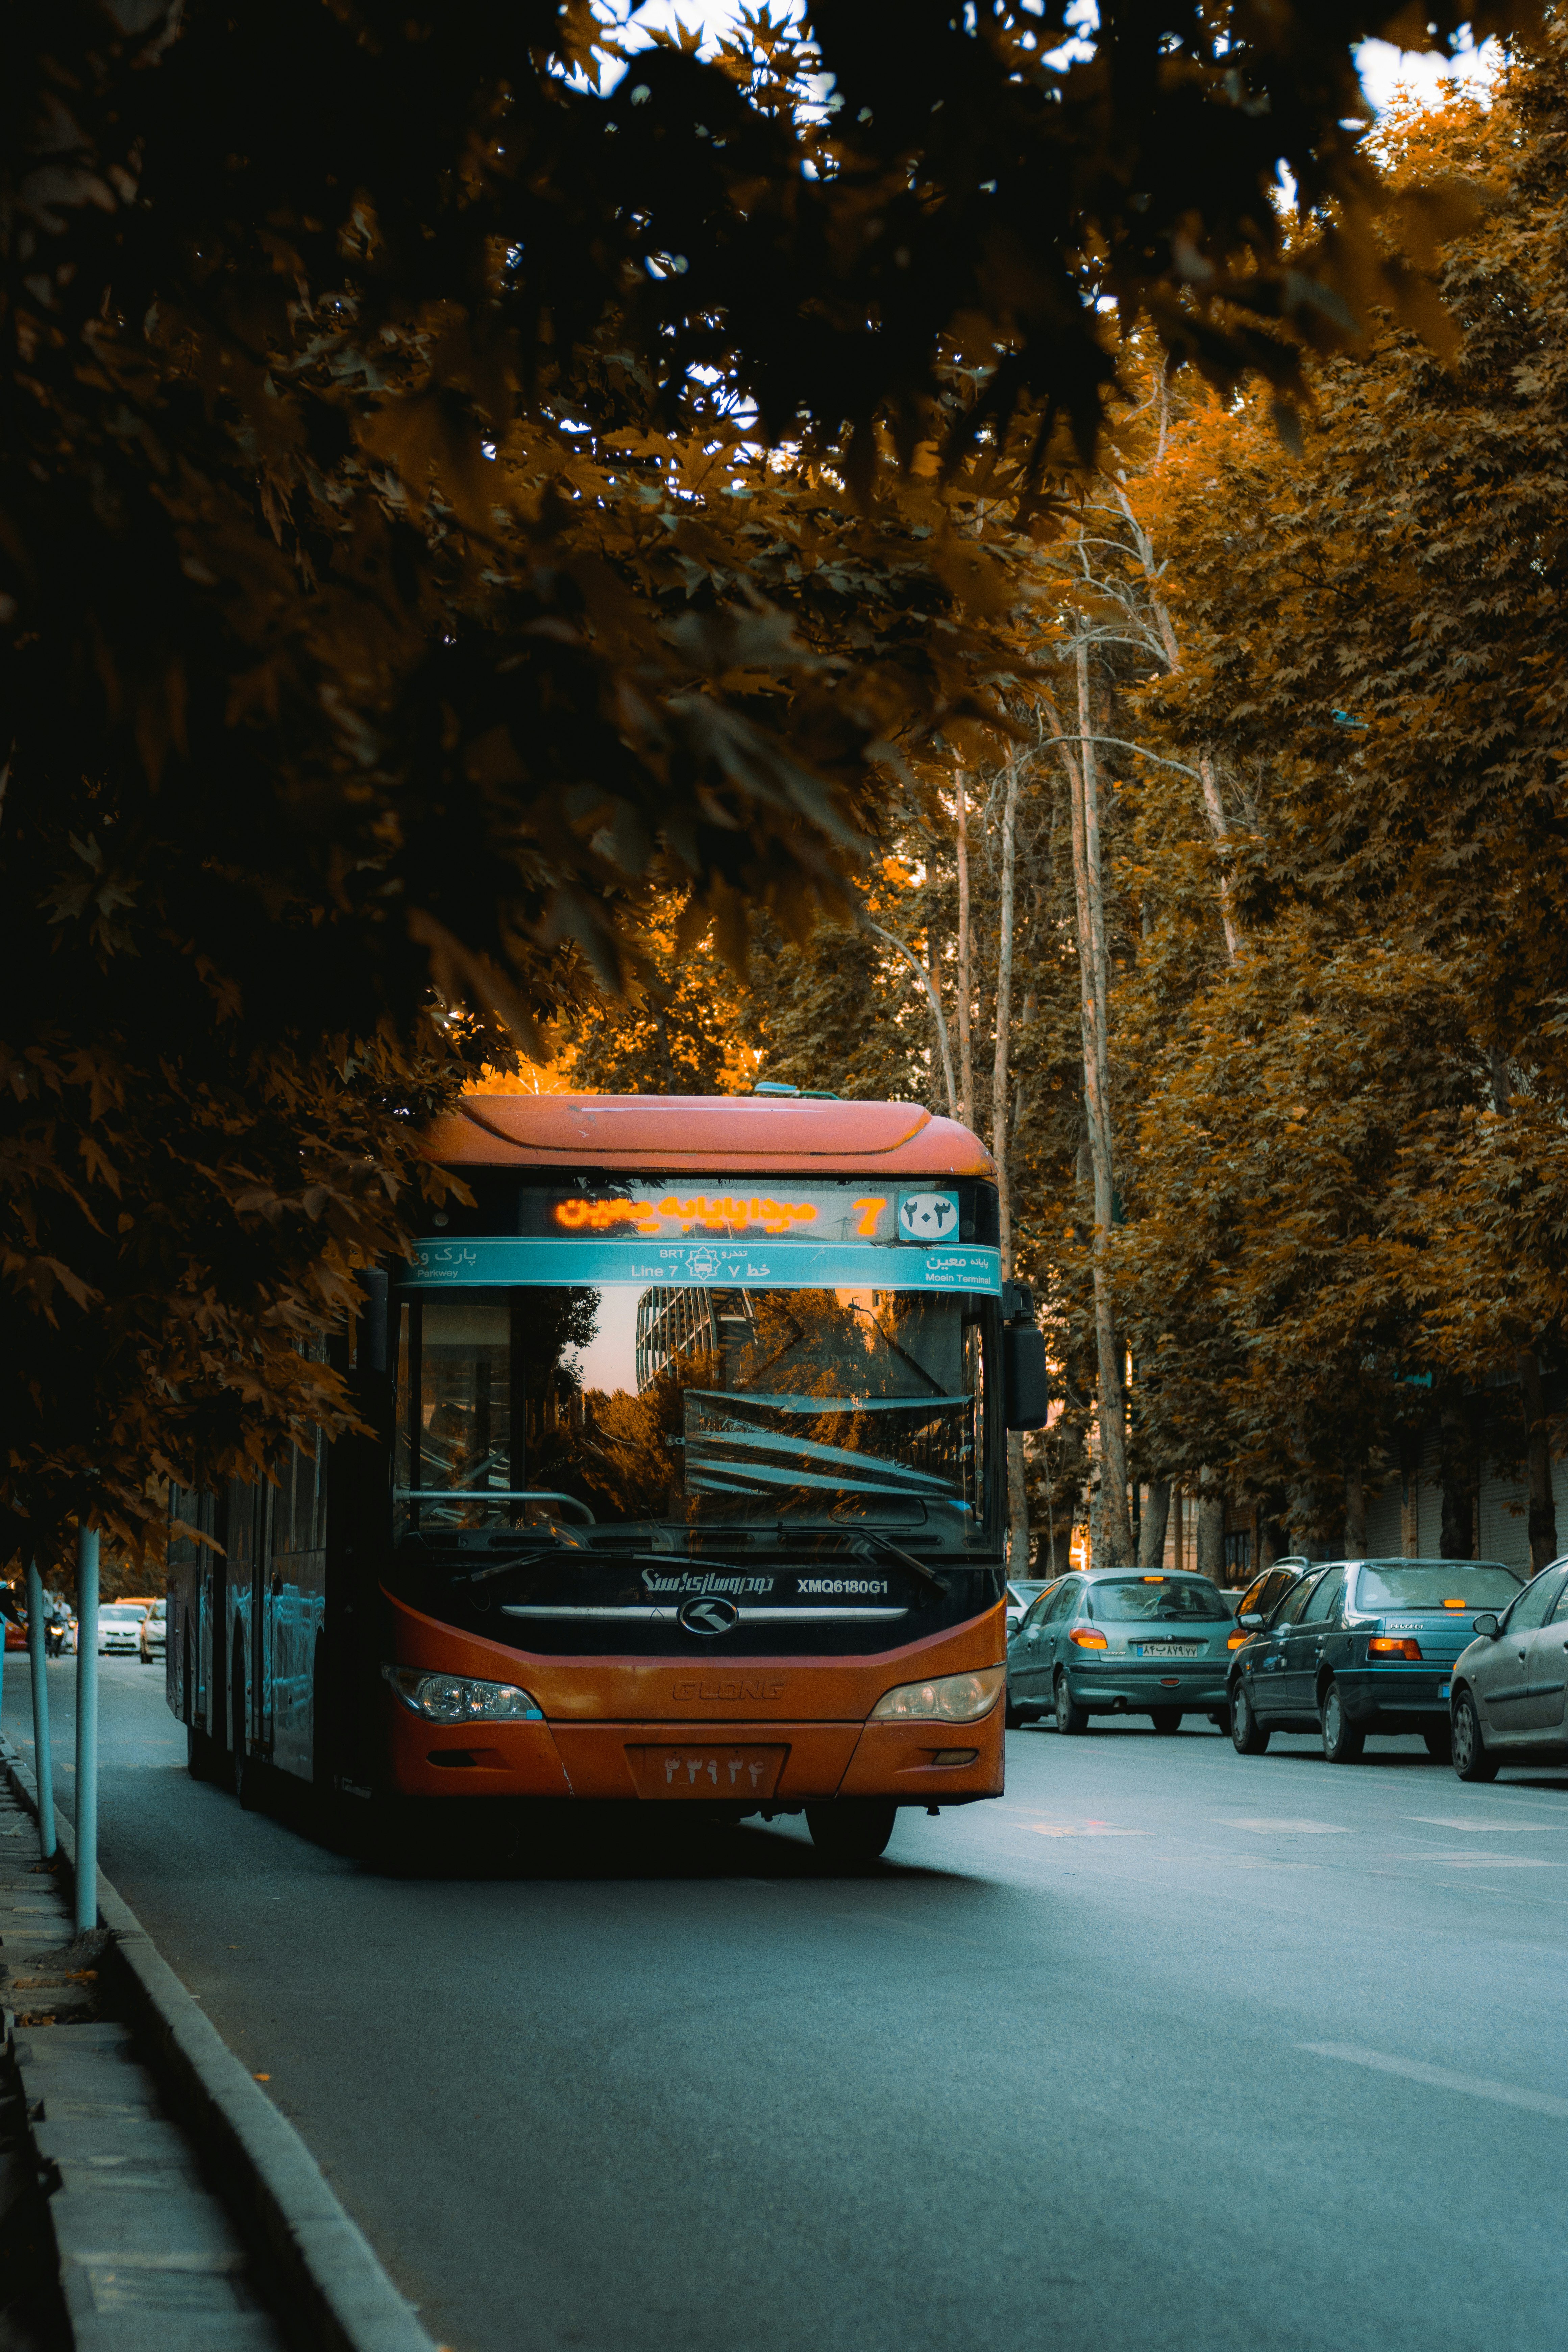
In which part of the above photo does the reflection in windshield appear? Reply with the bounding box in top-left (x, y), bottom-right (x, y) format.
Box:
top-left (395, 1284), bottom-right (991, 1545)
top-left (1354, 1562), bottom-right (1522, 1611)
top-left (1088, 1579), bottom-right (1231, 1623)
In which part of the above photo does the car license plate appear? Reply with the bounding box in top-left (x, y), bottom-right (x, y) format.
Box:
top-left (1439, 1681), bottom-right (1451, 1699)
top-left (626, 1746), bottom-right (787, 1800)
top-left (1135, 1643), bottom-right (1202, 1659)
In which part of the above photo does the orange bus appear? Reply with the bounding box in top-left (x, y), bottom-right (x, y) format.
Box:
top-left (167, 1091), bottom-right (1046, 1862)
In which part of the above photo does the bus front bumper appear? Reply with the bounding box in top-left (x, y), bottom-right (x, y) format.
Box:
top-left (388, 1704), bottom-right (1003, 1805)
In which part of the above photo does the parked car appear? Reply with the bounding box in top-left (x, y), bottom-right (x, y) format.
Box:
top-left (1005, 1577), bottom-right (1056, 1640)
top-left (1451, 1556), bottom-right (1568, 1781)
top-left (1228, 1555), bottom-right (1526, 1762)
top-left (97, 1603), bottom-right (150, 1656)
top-left (3, 1612), bottom-right (24, 1652)
top-left (1223, 1561), bottom-right (1314, 1658)
top-left (140, 1601), bottom-right (167, 1664)
top-left (1007, 1568), bottom-right (1235, 1733)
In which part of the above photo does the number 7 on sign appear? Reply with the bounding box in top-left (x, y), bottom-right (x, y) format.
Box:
top-left (853, 1198), bottom-right (888, 1236)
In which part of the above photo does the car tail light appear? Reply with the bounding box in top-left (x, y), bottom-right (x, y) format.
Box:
top-left (1442, 1599), bottom-right (1467, 1610)
top-left (870, 1667), bottom-right (1004, 1723)
top-left (1069, 1627), bottom-right (1109, 1650)
top-left (1226, 1629), bottom-right (1250, 1650)
top-left (1369, 1636), bottom-right (1423, 1661)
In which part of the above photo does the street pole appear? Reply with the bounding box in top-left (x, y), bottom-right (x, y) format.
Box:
top-left (25, 1559), bottom-right (56, 1862)
top-left (74, 1524), bottom-right (99, 1936)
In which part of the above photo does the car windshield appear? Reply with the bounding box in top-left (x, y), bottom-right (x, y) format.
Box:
top-left (395, 1282), bottom-right (996, 1553)
top-left (1353, 1562), bottom-right (1522, 1612)
top-left (101, 1607), bottom-right (143, 1623)
top-left (1088, 1577), bottom-right (1231, 1622)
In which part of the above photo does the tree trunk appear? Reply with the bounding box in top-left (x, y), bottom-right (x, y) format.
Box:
top-left (1111, 484), bottom-right (1241, 963)
top-left (955, 773), bottom-right (973, 1126)
top-left (1519, 1346), bottom-right (1559, 1572)
top-left (1439, 1406), bottom-right (1476, 1560)
top-left (1195, 1473), bottom-right (1225, 1582)
top-left (1138, 1480), bottom-right (1170, 1569)
top-left (861, 917), bottom-right (957, 1119)
top-left (1345, 1466), bottom-right (1367, 1560)
top-left (988, 751), bottom-right (1028, 1574)
top-left (1169, 1487), bottom-right (1183, 1573)
top-left (992, 748), bottom-right (1018, 1270)
top-left (1054, 650), bottom-right (1134, 1567)
top-left (1258, 1494), bottom-right (1288, 1568)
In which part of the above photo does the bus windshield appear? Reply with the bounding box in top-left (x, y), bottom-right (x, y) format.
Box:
top-left (394, 1282), bottom-right (995, 1552)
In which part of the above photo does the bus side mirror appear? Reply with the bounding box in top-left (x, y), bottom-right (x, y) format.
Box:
top-left (1002, 1322), bottom-right (1049, 1432)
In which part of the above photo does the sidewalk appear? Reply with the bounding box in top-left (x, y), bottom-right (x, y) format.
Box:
top-left (1, 1765), bottom-right (287, 2350)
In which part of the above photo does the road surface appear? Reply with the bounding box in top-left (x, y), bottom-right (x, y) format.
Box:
top-left (5, 1652), bottom-right (1567, 2352)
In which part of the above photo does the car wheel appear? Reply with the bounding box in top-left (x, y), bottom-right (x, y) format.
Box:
top-left (806, 1801), bottom-right (897, 1866)
top-left (1321, 1681), bottom-right (1364, 1764)
top-left (1054, 1671), bottom-right (1091, 1736)
top-left (1149, 1708), bottom-right (1182, 1734)
top-left (1230, 1681), bottom-right (1269, 1754)
top-left (1451, 1688), bottom-right (1498, 1783)
top-left (1423, 1727), bottom-right (1453, 1762)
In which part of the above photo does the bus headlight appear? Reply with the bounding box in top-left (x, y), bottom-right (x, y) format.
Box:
top-left (869, 1667), bottom-right (1004, 1724)
top-left (382, 1665), bottom-right (543, 1723)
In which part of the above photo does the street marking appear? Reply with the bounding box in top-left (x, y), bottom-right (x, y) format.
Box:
top-left (1217, 1818), bottom-right (1352, 1834)
top-left (1408, 1817), bottom-right (1559, 1833)
top-left (1405, 1854), bottom-right (1563, 1869)
top-left (1300, 2043), bottom-right (1568, 2119)
top-left (1029, 1824), bottom-right (1150, 1838)
top-left (838, 1911), bottom-right (985, 1946)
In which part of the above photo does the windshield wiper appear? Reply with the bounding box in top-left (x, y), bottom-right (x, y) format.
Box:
top-left (851, 1531), bottom-right (949, 1599)
top-left (448, 1537), bottom-right (594, 1588)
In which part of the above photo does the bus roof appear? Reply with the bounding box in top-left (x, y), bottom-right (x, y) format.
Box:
top-left (423, 1093), bottom-right (997, 1178)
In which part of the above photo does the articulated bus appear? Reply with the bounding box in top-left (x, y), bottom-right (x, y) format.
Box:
top-left (167, 1092), bottom-right (1047, 1862)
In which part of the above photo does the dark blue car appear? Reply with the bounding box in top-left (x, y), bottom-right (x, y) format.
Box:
top-left (1227, 1557), bottom-right (1526, 1763)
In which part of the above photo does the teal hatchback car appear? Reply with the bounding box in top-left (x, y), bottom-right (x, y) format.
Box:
top-left (1006, 1569), bottom-right (1234, 1733)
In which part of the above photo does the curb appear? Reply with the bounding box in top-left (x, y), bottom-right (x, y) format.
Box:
top-left (1, 1733), bottom-right (436, 2352)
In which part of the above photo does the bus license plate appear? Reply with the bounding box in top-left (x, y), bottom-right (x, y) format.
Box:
top-left (627, 1746), bottom-right (787, 1800)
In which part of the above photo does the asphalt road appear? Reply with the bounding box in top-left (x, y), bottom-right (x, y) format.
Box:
top-left (6, 1651), bottom-right (1568, 2352)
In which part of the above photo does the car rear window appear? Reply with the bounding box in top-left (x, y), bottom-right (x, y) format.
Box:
top-left (1088, 1577), bottom-right (1231, 1622)
top-left (1353, 1563), bottom-right (1522, 1613)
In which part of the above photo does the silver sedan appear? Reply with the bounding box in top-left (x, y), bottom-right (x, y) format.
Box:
top-left (1451, 1557), bottom-right (1568, 1780)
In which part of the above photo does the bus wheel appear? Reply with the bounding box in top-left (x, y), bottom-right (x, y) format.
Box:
top-left (806, 1801), bottom-right (897, 1867)
top-left (187, 1723), bottom-right (223, 1782)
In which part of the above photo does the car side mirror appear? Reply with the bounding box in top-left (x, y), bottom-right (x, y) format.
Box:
top-left (1240, 1612), bottom-right (1263, 1628)
top-left (1002, 1320), bottom-right (1049, 1432)
top-left (1472, 1613), bottom-right (1500, 1639)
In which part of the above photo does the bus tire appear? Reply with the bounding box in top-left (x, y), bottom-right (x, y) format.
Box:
top-left (187, 1722), bottom-right (223, 1782)
top-left (806, 1800), bottom-right (897, 1866)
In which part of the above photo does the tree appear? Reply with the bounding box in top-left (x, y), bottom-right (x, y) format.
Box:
top-left (3, 0), bottom-right (1538, 1556)
top-left (1110, 30), bottom-right (1568, 1560)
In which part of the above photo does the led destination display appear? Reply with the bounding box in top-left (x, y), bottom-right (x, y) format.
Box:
top-left (519, 1184), bottom-right (963, 1247)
